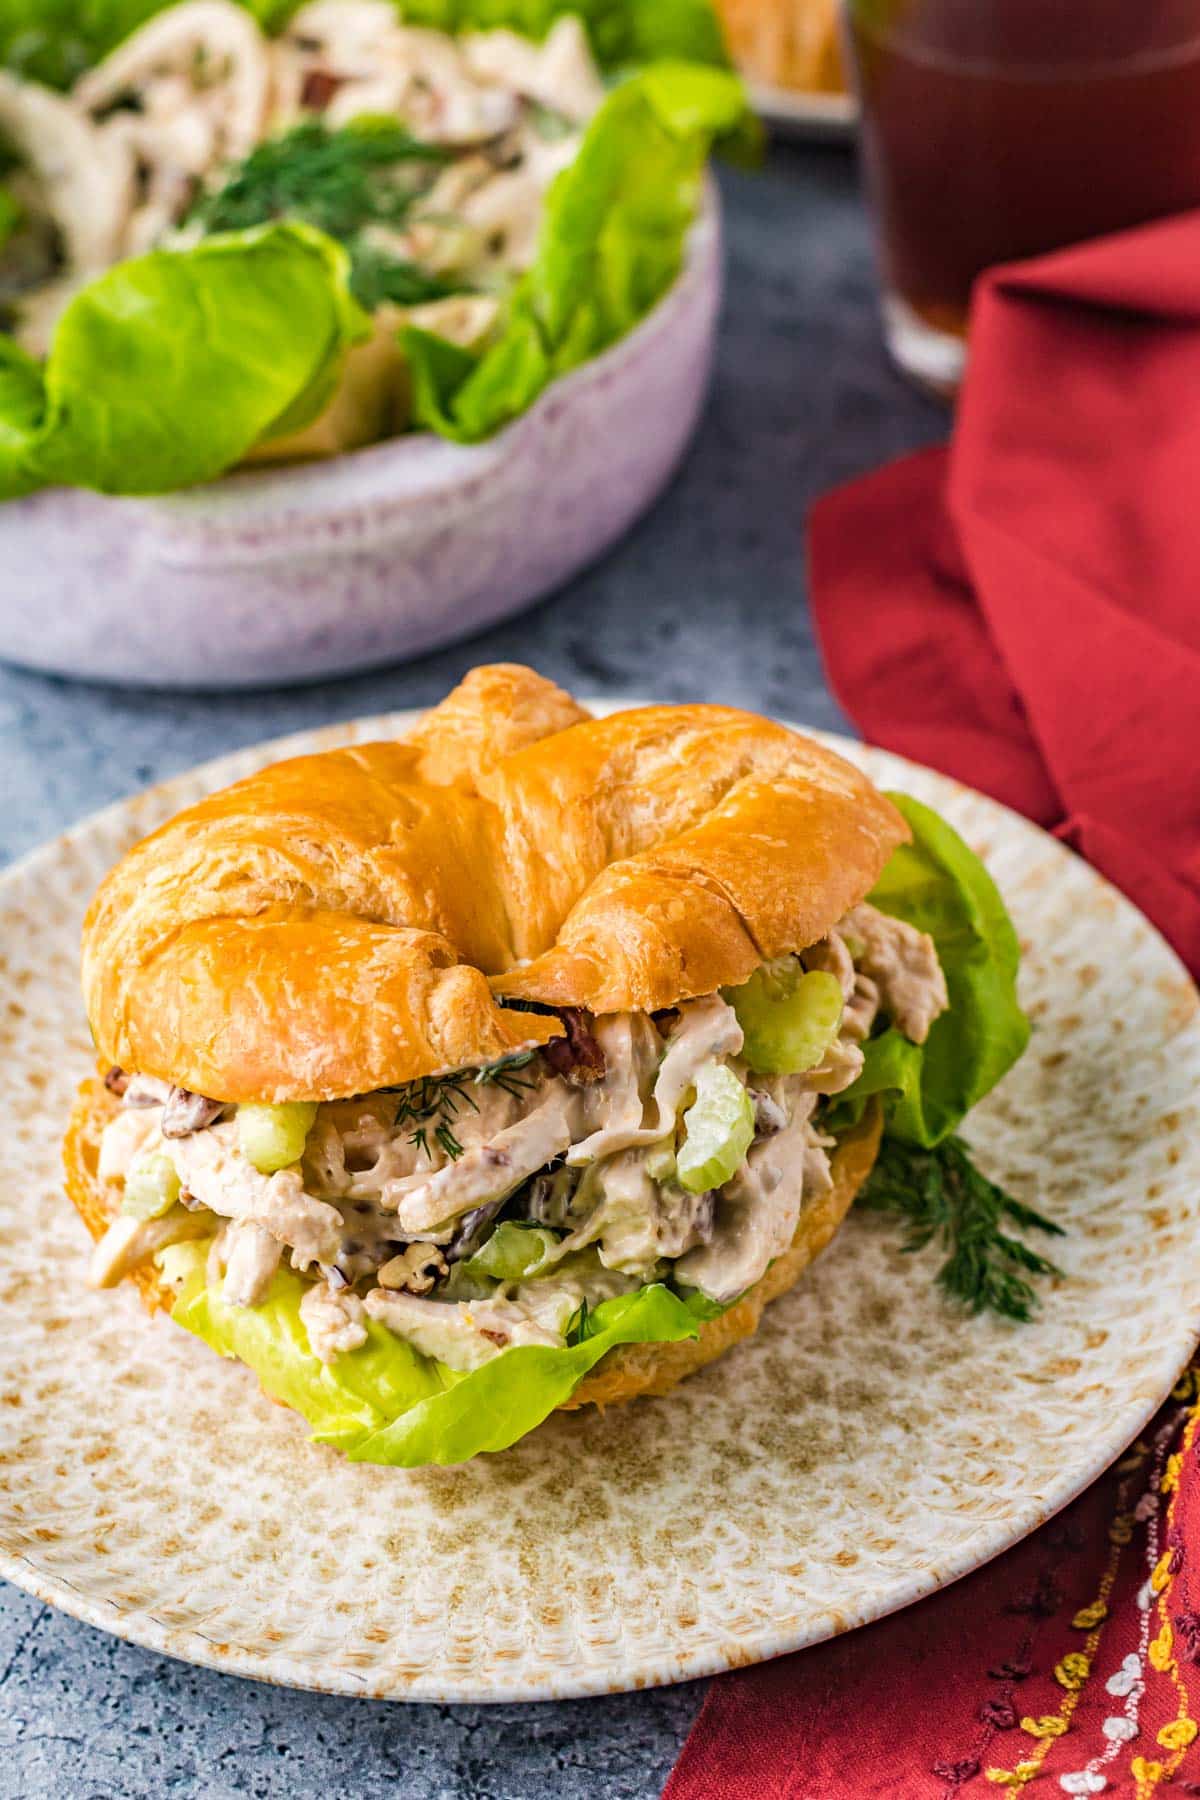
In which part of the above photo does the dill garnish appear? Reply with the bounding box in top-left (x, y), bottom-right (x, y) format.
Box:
top-left (435, 1121), bottom-right (464, 1161)
top-left (390, 1051), bottom-right (540, 1163)
top-left (188, 118), bottom-right (458, 311)
top-left (566, 1296), bottom-right (598, 1344)
top-left (857, 1135), bottom-right (1065, 1323)
top-left (473, 1050), bottom-right (537, 1099)
top-left (190, 117), bottom-right (444, 237)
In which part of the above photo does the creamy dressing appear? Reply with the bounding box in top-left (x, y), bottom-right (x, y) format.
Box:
top-left (92, 908), bottom-right (949, 1366)
top-left (675, 1094), bottom-right (820, 1304)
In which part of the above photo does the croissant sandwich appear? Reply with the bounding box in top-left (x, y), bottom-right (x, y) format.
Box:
top-left (64, 664), bottom-right (1027, 1468)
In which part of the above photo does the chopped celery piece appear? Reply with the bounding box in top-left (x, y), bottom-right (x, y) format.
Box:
top-left (676, 1061), bottom-right (754, 1195)
top-left (237, 1101), bottom-right (318, 1174)
top-left (466, 1223), bottom-right (559, 1283)
top-left (122, 1151), bottom-right (181, 1221)
top-left (727, 963), bottom-right (844, 1075)
top-left (644, 1140), bottom-right (677, 1183)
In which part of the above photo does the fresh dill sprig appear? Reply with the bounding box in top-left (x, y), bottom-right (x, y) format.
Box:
top-left (190, 117), bottom-right (444, 239)
top-left (392, 1072), bottom-right (476, 1163)
top-left (567, 1296), bottom-right (598, 1344)
top-left (187, 118), bottom-right (456, 312)
top-left (473, 1050), bottom-right (537, 1099)
top-left (346, 239), bottom-right (458, 310)
top-left (390, 1051), bottom-right (540, 1163)
top-left (857, 1134), bottom-right (1065, 1323)
top-left (435, 1120), bottom-right (464, 1161)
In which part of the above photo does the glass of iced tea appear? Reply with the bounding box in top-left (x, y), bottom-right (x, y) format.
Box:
top-left (843, 0), bottom-right (1200, 394)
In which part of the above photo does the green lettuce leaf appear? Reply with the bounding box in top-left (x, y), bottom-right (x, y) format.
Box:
top-left (0, 222), bottom-right (369, 497)
top-left (0, 0), bottom-right (726, 87)
top-left (403, 61), bottom-right (747, 442)
top-left (829, 793), bottom-right (1030, 1149)
top-left (0, 0), bottom-right (289, 88)
top-left (377, 0), bottom-right (728, 69)
top-left (168, 1245), bottom-right (700, 1466)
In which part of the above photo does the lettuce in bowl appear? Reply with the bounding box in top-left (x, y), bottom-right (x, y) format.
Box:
top-left (0, 0), bottom-right (745, 496)
top-left (404, 61), bottom-right (746, 442)
top-left (0, 223), bottom-right (369, 497)
top-left (0, 0), bottom-right (730, 89)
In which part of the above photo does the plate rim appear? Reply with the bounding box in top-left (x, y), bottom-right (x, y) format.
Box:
top-left (1, 701), bottom-right (1198, 1703)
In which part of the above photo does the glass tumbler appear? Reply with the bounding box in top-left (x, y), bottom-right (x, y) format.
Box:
top-left (842, 0), bottom-right (1200, 395)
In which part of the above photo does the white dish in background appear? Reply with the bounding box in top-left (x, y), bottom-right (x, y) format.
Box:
top-left (749, 80), bottom-right (855, 140)
top-left (0, 198), bottom-right (720, 691)
top-left (0, 709), bottom-right (1198, 1702)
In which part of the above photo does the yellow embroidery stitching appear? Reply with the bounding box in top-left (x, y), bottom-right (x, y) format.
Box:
top-left (1151, 1551), bottom-right (1173, 1594)
top-left (984, 1761), bottom-right (1040, 1786)
top-left (1148, 1622), bottom-right (1174, 1673)
top-left (984, 1534), bottom-right (1123, 1787)
top-left (1055, 1652), bottom-right (1091, 1690)
top-left (1020, 1716), bottom-right (1068, 1739)
top-left (1131, 1404), bottom-right (1200, 1797)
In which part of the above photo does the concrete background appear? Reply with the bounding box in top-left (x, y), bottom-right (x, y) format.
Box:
top-left (0, 141), bottom-right (943, 1799)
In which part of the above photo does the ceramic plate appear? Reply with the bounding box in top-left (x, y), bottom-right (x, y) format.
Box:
top-left (1, 708), bottom-right (1198, 1702)
top-left (748, 80), bottom-right (855, 140)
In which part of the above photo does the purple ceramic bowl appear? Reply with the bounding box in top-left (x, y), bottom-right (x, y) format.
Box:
top-left (0, 191), bottom-right (720, 689)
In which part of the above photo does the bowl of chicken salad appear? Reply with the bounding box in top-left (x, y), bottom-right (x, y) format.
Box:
top-left (0, 0), bottom-right (745, 686)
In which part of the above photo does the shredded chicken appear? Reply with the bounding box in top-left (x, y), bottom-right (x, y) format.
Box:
top-left (88, 1207), bottom-right (211, 1289)
top-left (172, 1126), bottom-right (345, 1266)
top-left (844, 903), bottom-right (949, 1045)
top-left (299, 1281), bottom-right (367, 1362)
top-left (675, 1090), bottom-right (837, 1304)
top-left (94, 913), bottom-right (950, 1369)
top-left (221, 1220), bottom-right (282, 1306)
top-left (364, 1284), bottom-right (575, 1372)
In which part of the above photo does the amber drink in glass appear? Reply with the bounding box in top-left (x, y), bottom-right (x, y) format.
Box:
top-left (843, 0), bottom-right (1200, 394)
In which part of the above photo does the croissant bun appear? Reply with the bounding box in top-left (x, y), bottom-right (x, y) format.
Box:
top-left (81, 664), bottom-right (907, 1103)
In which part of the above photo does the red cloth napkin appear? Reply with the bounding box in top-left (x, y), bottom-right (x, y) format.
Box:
top-left (811, 212), bottom-right (1200, 976)
top-left (664, 216), bottom-right (1200, 1799)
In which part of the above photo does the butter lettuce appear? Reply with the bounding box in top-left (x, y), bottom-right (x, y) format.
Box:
top-left (829, 794), bottom-right (1030, 1149)
top-left (0, 222), bottom-right (369, 498)
top-left (167, 1245), bottom-right (700, 1466)
top-left (0, 6), bottom-right (740, 492)
top-left (405, 61), bottom-right (746, 442)
top-left (376, 0), bottom-right (729, 69)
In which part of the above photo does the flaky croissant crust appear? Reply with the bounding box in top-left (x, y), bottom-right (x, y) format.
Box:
top-left (81, 664), bottom-right (908, 1102)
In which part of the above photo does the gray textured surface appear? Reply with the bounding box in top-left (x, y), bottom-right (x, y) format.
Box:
top-left (0, 143), bottom-right (943, 1799)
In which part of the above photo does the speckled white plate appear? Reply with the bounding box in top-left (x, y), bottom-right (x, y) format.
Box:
top-left (1, 707), bottom-right (1198, 1703)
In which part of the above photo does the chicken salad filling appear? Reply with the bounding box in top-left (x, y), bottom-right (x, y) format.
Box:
top-left (0, 0), bottom-right (605, 355)
top-left (91, 903), bottom-right (948, 1374)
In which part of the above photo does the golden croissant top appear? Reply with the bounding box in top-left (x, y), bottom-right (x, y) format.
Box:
top-left (81, 664), bottom-right (907, 1102)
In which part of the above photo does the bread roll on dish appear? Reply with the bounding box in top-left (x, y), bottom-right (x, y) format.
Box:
top-left (716, 0), bottom-right (845, 96)
top-left (65, 665), bottom-right (954, 1467)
